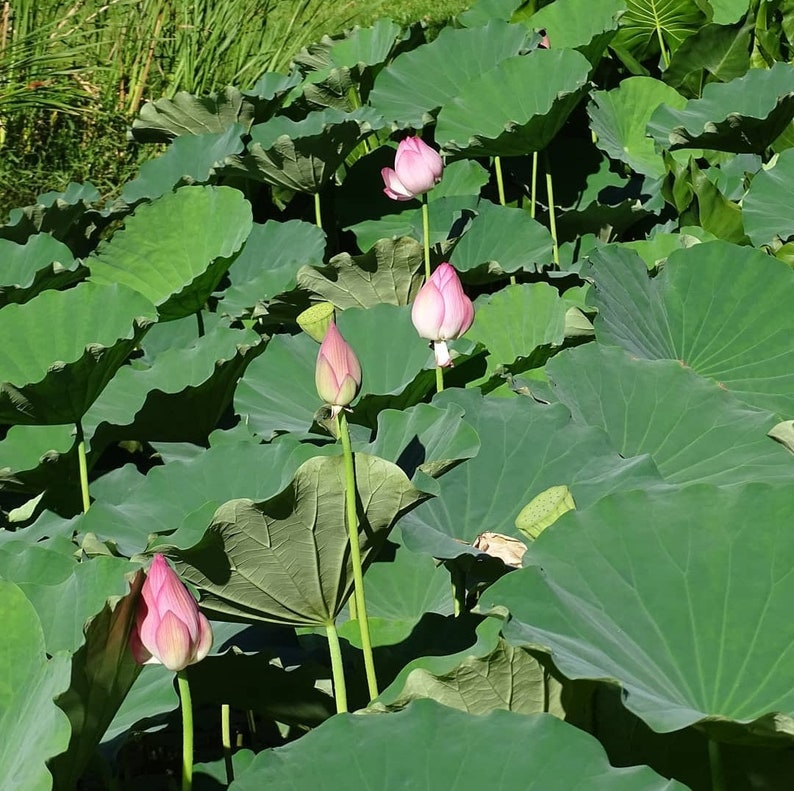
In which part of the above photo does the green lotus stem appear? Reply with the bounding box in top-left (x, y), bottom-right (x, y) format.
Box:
top-left (196, 310), bottom-right (205, 338)
top-left (221, 704), bottom-right (233, 784)
top-left (494, 155), bottom-right (506, 206)
top-left (325, 621), bottom-right (348, 713)
top-left (655, 25), bottom-right (670, 68)
top-left (337, 410), bottom-right (379, 700)
top-left (421, 194), bottom-right (431, 281)
top-left (450, 564), bottom-right (465, 616)
top-left (543, 150), bottom-right (560, 267)
top-left (708, 740), bottom-right (726, 791)
top-left (314, 192), bottom-right (323, 230)
top-left (435, 365), bottom-right (444, 394)
top-left (177, 671), bottom-right (194, 791)
top-left (76, 419), bottom-right (90, 513)
top-left (347, 86), bottom-right (372, 154)
top-left (530, 151), bottom-right (539, 219)
top-left (348, 591), bottom-right (358, 620)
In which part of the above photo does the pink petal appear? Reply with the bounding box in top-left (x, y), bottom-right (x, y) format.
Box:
top-left (194, 612), bottom-right (214, 663)
top-left (381, 167), bottom-right (414, 201)
top-left (154, 610), bottom-right (194, 671)
top-left (436, 266), bottom-right (474, 340)
top-left (315, 322), bottom-right (361, 407)
top-left (411, 280), bottom-right (446, 340)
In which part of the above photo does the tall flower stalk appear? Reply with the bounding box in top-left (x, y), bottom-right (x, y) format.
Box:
top-left (314, 322), bottom-right (379, 700)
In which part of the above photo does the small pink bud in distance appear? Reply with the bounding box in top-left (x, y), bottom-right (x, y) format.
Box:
top-left (539, 30), bottom-right (550, 49)
top-left (130, 555), bottom-right (213, 672)
top-left (381, 136), bottom-right (443, 201)
top-left (411, 263), bottom-right (474, 368)
top-left (315, 321), bottom-right (362, 415)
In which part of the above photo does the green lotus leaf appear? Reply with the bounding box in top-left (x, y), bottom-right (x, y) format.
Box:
top-left (76, 436), bottom-right (337, 555)
top-left (83, 323), bottom-right (264, 450)
top-left (467, 283), bottom-right (569, 378)
top-left (220, 219), bottom-right (326, 318)
top-left (520, 0), bottom-right (625, 63)
top-left (348, 194), bottom-right (479, 252)
top-left (130, 86), bottom-right (257, 143)
top-left (449, 201), bottom-right (554, 281)
top-left (0, 282), bottom-right (155, 425)
top-left (0, 580), bottom-right (72, 791)
top-left (121, 125), bottom-right (246, 205)
top-left (0, 234), bottom-right (81, 307)
top-left (400, 389), bottom-right (663, 560)
top-left (325, 19), bottom-right (403, 73)
top-left (662, 14), bottom-right (753, 94)
top-left (648, 62), bottom-right (794, 153)
top-left (622, 226), bottom-right (714, 268)
top-left (373, 616), bottom-right (563, 716)
top-left (0, 543), bottom-right (132, 654)
top-left (481, 483), bottom-right (794, 740)
top-left (588, 241), bottom-right (794, 416)
top-left (0, 424), bottom-right (75, 490)
top-left (612, 0), bottom-right (707, 64)
top-left (436, 49), bottom-right (592, 157)
top-left (49, 570), bottom-right (143, 790)
top-left (742, 148), bottom-right (794, 247)
top-left (710, 0), bottom-right (749, 24)
top-left (297, 236), bottom-right (424, 309)
top-left (588, 77), bottom-right (687, 178)
top-left (234, 107), bottom-right (384, 193)
top-left (164, 453), bottom-right (426, 626)
top-left (229, 699), bottom-right (687, 790)
top-left (547, 344), bottom-right (794, 486)
top-left (459, 0), bottom-right (523, 27)
top-left (89, 185), bottom-right (253, 322)
top-left (369, 20), bottom-right (531, 127)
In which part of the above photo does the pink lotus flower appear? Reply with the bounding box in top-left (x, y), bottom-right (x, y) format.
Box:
top-left (130, 555), bottom-right (213, 672)
top-left (411, 263), bottom-right (474, 367)
top-left (381, 136), bottom-right (443, 201)
top-left (315, 321), bottom-right (362, 415)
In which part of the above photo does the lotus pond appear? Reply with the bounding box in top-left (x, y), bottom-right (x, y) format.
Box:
top-left (3, 0), bottom-right (794, 789)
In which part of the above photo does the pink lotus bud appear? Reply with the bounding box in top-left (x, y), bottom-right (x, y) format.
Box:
top-left (315, 321), bottom-right (362, 415)
top-left (381, 136), bottom-right (443, 201)
top-left (130, 555), bottom-right (213, 672)
top-left (411, 263), bottom-right (474, 367)
top-left (539, 30), bottom-right (550, 49)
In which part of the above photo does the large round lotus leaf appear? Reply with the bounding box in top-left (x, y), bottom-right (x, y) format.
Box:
top-left (297, 236), bottom-right (424, 309)
top-left (547, 344), bottom-right (794, 486)
top-left (0, 423), bottom-right (75, 490)
top-left (369, 20), bottom-right (531, 127)
top-left (742, 147), bottom-right (794, 247)
top-left (588, 241), bottom-right (794, 416)
top-left (648, 62), bottom-right (794, 153)
top-left (76, 436), bottom-right (337, 555)
top-left (588, 78), bottom-right (687, 178)
top-left (400, 389), bottom-right (664, 560)
top-left (0, 580), bottom-right (72, 791)
top-left (220, 219), bottom-right (326, 318)
top-left (235, 107), bottom-right (383, 193)
top-left (449, 201), bottom-right (554, 281)
top-left (481, 483), bottom-right (794, 740)
top-left (0, 282), bottom-right (155, 425)
top-left (436, 49), bottom-right (592, 157)
top-left (229, 699), bottom-right (686, 790)
top-left (82, 323), bottom-right (264, 451)
top-left (130, 86), bottom-right (257, 143)
top-left (0, 233), bottom-right (80, 307)
top-left (467, 283), bottom-right (569, 378)
top-left (519, 0), bottom-right (625, 62)
top-left (612, 0), bottom-right (706, 63)
top-left (121, 125), bottom-right (245, 205)
top-left (165, 453), bottom-right (426, 626)
top-left (88, 185), bottom-right (252, 321)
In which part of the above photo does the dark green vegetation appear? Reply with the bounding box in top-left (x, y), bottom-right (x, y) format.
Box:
top-left (2, 0), bottom-right (794, 789)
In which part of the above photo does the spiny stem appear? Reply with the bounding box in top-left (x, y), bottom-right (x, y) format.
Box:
top-left (708, 740), bottom-right (726, 791)
top-left (494, 155), bottom-right (506, 206)
top-left (530, 151), bottom-right (539, 219)
top-left (325, 621), bottom-right (348, 713)
top-left (435, 365), bottom-right (444, 394)
top-left (421, 195), bottom-right (431, 281)
top-left (314, 192), bottom-right (322, 230)
top-left (337, 411), bottom-right (379, 700)
top-left (221, 704), bottom-right (233, 784)
top-left (177, 671), bottom-right (194, 791)
top-left (76, 419), bottom-right (90, 513)
top-left (543, 150), bottom-right (560, 267)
